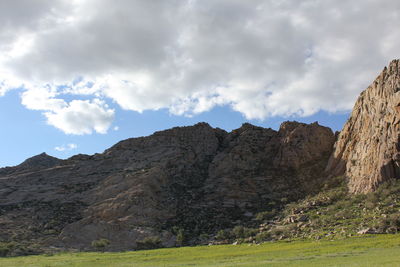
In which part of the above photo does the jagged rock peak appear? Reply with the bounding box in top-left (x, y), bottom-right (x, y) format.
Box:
top-left (326, 59), bottom-right (400, 193)
top-left (231, 123), bottom-right (270, 135)
top-left (154, 122), bottom-right (213, 134)
top-left (274, 121), bottom-right (335, 169)
top-left (104, 121), bottom-right (227, 158)
top-left (278, 121), bottom-right (321, 134)
top-left (18, 152), bottom-right (61, 169)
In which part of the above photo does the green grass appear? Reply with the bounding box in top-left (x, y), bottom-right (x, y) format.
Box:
top-left (1, 234), bottom-right (400, 266)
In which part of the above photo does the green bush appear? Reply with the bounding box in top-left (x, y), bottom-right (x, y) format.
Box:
top-left (91, 239), bottom-right (110, 251)
top-left (255, 231), bottom-right (271, 242)
top-left (256, 209), bottom-right (277, 221)
top-left (176, 229), bottom-right (185, 247)
top-left (0, 243), bottom-right (13, 257)
top-left (215, 230), bottom-right (231, 241)
top-left (198, 233), bottom-right (209, 243)
top-left (378, 214), bottom-right (400, 233)
top-left (136, 236), bottom-right (162, 250)
top-left (232, 226), bottom-right (257, 239)
top-left (0, 242), bottom-right (34, 257)
top-left (232, 226), bottom-right (245, 238)
top-left (365, 193), bottom-right (379, 209)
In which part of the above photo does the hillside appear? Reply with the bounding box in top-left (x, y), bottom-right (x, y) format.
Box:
top-left (0, 121), bottom-right (334, 254)
top-left (0, 59), bottom-right (399, 256)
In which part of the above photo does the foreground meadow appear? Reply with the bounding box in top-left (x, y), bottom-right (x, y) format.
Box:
top-left (1, 234), bottom-right (400, 267)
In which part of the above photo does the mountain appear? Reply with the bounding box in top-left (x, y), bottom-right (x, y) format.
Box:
top-left (0, 59), bottom-right (399, 255)
top-left (0, 122), bottom-right (334, 252)
top-left (326, 59), bottom-right (400, 193)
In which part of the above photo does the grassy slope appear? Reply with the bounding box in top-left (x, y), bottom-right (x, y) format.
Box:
top-left (211, 178), bottom-right (400, 244)
top-left (271, 178), bottom-right (400, 239)
top-left (1, 234), bottom-right (400, 267)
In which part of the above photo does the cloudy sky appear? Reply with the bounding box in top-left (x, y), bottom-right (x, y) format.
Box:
top-left (0, 0), bottom-right (399, 167)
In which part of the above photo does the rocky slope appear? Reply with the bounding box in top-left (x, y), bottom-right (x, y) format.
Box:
top-left (0, 121), bottom-right (334, 252)
top-left (326, 59), bottom-right (400, 193)
top-left (1, 59), bottom-right (399, 254)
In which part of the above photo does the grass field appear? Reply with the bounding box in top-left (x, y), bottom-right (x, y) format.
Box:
top-left (1, 234), bottom-right (400, 267)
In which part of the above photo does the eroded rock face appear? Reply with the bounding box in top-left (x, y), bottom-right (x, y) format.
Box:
top-left (274, 121), bottom-right (335, 170)
top-left (204, 122), bottom-right (334, 211)
top-left (0, 121), bottom-right (334, 251)
top-left (326, 59), bottom-right (400, 193)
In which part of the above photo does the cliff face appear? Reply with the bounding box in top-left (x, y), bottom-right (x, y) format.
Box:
top-left (326, 60), bottom-right (400, 193)
top-left (0, 121), bottom-right (334, 251)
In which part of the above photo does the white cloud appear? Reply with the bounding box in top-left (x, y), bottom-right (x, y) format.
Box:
top-left (55, 143), bottom-right (78, 152)
top-left (68, 143), bottom-right (77, 150)
top-left (21, 86), bottom-right (66, 111)
top-left (18, 85), bottom-right (114, 135)
top-left (0, 87), bottom-right (9, 97)
top-left (0, 0), bottom-right (399, 129)
top-left (45, 99), bottom-right (114, 135)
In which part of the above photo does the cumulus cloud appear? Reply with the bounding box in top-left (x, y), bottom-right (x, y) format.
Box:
top-left (18, 84), bottom-right (114, 135)
top-left (21, 86), bottom-right (66, 111)
top-left (0, 0), bottom-right (399, 132)
top-left (0, 87), bottom-right (9, 97)
top-left (45, 99), bottom-right (114, 135)
top-left (55, 143), bottom-right (77, 152)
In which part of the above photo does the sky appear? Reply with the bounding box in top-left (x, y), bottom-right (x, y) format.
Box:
top-left (0, 0), bottom-right (399, 167)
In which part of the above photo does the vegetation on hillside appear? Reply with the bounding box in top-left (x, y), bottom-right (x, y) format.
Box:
top-left (213, 177), bottom-right (400, 244)
top-left (2, 176), bottom-right (400, 257)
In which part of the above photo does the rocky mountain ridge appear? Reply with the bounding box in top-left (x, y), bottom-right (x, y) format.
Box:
top-left (0, 59), bottom-right (399, 254)
top-left (0, 121), bottom-right (335, 251)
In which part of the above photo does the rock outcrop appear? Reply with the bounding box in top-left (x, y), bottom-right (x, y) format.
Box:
top-left (0, 121), bottom-right (334, 251)
top-left (203, 122), bottom-right (334, 214)
top-left (0, 153), bottom-right (61, 176)
top-left (326, 59), bottom-right (400, 193)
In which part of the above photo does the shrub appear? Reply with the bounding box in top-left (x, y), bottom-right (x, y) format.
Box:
top-left (255, 231), bottom-right (272, 242)
top-left (270, 228), bottom-right (284, 237)
top-left (256, 209), bottom-right (277, 221)
top-left (136, 236), bottom-right (162, 250)
top-left (0, 242), bottom-right (13, 257)
top-left (176, 229), bottom-right (185, 247)
top-left (232, 226), bottom-right (245, 238)
top-left (269, 225), bottom-right (295, 239)
top-left (232, 226), bottom-right (257, 239)
top-left (0, 242), bottom-right (31, 257)
top-left (378, 214), bottom-right (400, 233)
top-left (198, 233), bottom-right (209, 244)
top-left (91, 238), bottom-right (110, 252)
top-left (215, 229), bottom-right (231, 241)
top-left (365, 193), bottom-right (379, 209)
top-left (329, 193), bottom-right (347, 206)
top-left (335, 209), bottom-right (354, 220)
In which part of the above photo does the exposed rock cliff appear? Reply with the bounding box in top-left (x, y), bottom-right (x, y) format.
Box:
top-left (326, 59), bottom-right (400, 193)
top-left (0, 121), bottom-right (334, 251)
